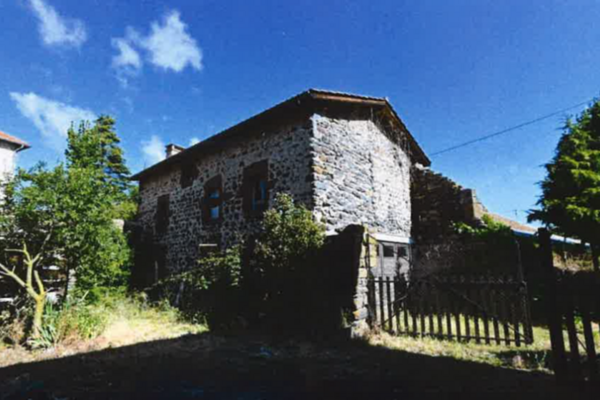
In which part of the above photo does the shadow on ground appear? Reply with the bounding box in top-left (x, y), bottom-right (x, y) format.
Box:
top-left (0, 332), bottom-right (592, 400)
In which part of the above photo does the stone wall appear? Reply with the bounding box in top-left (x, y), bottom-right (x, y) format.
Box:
top-left (311, 115), bottom-right (412, 238)
top-left (136, 120), bottom-right (314, 275)
top-left (410, 166), bottom-right (493, 277)
top-left (137, 112), bottom-right (415, 276)
top-left (411, 165), bottom-right (484, 244)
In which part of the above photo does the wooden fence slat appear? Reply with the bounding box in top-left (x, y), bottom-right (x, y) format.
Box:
top-left (522, 282), bottom-right (534, 345)
top-left (463, 278), bottom-right (471, 342)
top-left (378, 277), bottom-right (385, 329)
top-left (419, 282), bottom-right (426, 337)
top-left (453, 281), bottom-right (462, 342)
top-left (500, 279), bottom-right (511, 346)
top-left (491, 283), bottom-right (501, 345)
top-left (403, 287), bottom-right (410, 334)
top-left (386, 277), bottom-right (393, 332)
top-left (435, 285), bottom-right (444, 338)
top-left (580, 303), bottom-right (598, 381)
top-left (473, 277), bottom-right (481, 344)
top-left (446, 288), bottom-right (453, 340)
top-left (564, 297), bottom-right (583, 381)
top-left (512, 297), bottom-right (521, 348)
top-left (481, 280), bottom-right (491, 345)
top-left (394, 279), bottom-right (401, 334)
top-left (427, 282), bottom-right (434, 335)
top-left (410, 287), bottom-right (418, 337)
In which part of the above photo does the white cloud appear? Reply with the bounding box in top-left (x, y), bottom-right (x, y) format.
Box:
top-left (142, 11), bottom-right (202, 72)
top-left (189, 137), bottom-right (200, 146)
top-left (111, 34), bottom-right (142, 88)
top-left (141, 135), bottom-right (165, 166)
top-left (28, 0), bottom-right (87, 48)
top-left (10, 92), bottom-right (96, 151)
top-left (111, 10), bottom-right (202, 83)
top-left (112, 37), bottom-right (142, 70)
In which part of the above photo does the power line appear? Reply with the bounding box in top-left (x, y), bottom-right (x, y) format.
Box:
top-left (430, 98), bottom-right (594, 157)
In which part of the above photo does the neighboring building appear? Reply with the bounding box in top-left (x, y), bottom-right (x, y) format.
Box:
top-left (132, 89), bottom-right (430, 281)
top-left (0, 130), bottom-right (28, 306)
top-left (0, 130), bottom-right (29, 197)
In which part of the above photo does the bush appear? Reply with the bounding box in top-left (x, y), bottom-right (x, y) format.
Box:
top-left (28, 295), bottom-right (108, 349)
top-left (0, 296), bottom-right (30, 346)
top-left (246, 193), bottom-right (327, 332)
top-left (151, 246), bottom-right (242, 329)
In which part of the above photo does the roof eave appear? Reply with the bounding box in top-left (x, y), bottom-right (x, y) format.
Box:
top-left (131, 89), bottom-right (431, 180)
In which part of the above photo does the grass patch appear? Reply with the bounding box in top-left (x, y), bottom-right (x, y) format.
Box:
top-left (368, 326), bottom-right (554, 372)
top-left (0, 292), bottom-right (207, 368)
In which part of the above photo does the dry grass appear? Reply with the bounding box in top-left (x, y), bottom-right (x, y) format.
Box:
top-left (368, 326), bottom-right (554, 372)
top-left (0, 296), bottom-right (207, 368)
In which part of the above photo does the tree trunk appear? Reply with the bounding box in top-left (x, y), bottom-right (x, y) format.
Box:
top-left (592, 243), bottom-right (600, 274)
top-left (32, 295), bottom-right (46, 338)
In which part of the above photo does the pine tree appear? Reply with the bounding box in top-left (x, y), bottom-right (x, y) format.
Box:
top-left (66, 115), bottom-right (131, 194)
top-left (529, 100), bottom-right (600, 272)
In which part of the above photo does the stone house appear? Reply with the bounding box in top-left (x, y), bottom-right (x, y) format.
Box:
top-left (0, 130), bottom-right (29, 199)
top-left (132, 89), bottom-right (431, 284)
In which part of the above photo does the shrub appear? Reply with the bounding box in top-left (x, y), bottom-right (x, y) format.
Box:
top-left (151, 246), bottom-right (242, 329)
top-left (28, 295), bottom-right (108, 349)
top-left (246, 193), bottom-right (326, 331)
top-left (0, 296), bottom-right (30, 346)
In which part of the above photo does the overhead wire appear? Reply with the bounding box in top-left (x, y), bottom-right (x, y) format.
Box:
top-left (430, 97), bottom-right (595, 157)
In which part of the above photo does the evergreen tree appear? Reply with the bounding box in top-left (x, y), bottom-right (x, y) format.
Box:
top-left (66, 116), bottom-right (132, 196)
top-left (529, 100), bottom-right (600, 272)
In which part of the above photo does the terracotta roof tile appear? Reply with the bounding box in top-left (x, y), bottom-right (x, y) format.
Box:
top-left (0, 130), bottom-right (29, 149)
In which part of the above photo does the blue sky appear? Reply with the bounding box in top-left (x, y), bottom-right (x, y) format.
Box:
top-left (2, 0), bottom-right (600, 224)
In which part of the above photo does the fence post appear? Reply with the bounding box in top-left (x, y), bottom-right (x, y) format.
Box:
top-left (539, 228), bottom-right (568, 383)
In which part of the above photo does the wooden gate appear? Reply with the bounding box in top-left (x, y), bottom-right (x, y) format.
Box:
top-left (539, 228), bottom-right (599, 384)
top-left (368, 274), bottom-right (534, 346)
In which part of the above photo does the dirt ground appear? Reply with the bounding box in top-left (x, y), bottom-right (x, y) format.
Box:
top-left (0, 331), bottom-right (595, 400)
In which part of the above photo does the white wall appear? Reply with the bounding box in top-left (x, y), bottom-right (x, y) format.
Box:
top-left (0, 141), bottom-right (19, 198)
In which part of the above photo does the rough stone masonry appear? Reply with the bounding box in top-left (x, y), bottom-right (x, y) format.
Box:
top-left (132, 90), bottom-right (430, 281)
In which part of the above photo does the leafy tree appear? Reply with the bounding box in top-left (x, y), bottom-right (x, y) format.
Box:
top-left (529, 100), bottom-right (600, 272)
top-left (0, 243), bottom-right (47, 339)
top-left (0, 116), bottom-right (135, 293)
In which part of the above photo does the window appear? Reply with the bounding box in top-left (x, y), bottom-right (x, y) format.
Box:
top-left (180, 161), bottom-right (198, 188)
top-left (397, 245), bottom-right (409, 259)
top-left (202, 175), bottom-right (222, 223)
top-left (383, 245), bottom-right (395, 258)
top-left (243, 160), bottom-right (269, 217)
top-left (155, 194), bottom-right (170, 234)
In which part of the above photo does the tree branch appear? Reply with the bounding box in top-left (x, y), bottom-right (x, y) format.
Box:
top-left (0, 262), bottom-right (27, 288)
top-left (34, 270), bottom-right (45, 296)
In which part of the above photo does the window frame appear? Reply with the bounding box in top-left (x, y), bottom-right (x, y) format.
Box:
top-left (242, 160), bottom-right (269, 218)
top-left (180, 161), bottom-right (198, 189)
top-left (155, 194), bottom-right (170, 234)
top-left (202, 175), bottom-right (223, 224)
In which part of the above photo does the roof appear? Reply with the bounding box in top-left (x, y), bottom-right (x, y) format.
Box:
top-left (132, 89), bottom-right (431, 180)
top-left (486, 212), bottom-right (585, 246)
top-left (0, 130), bottom-right (29, 150)
top-left (486, 213), bottom-right (537, 234)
